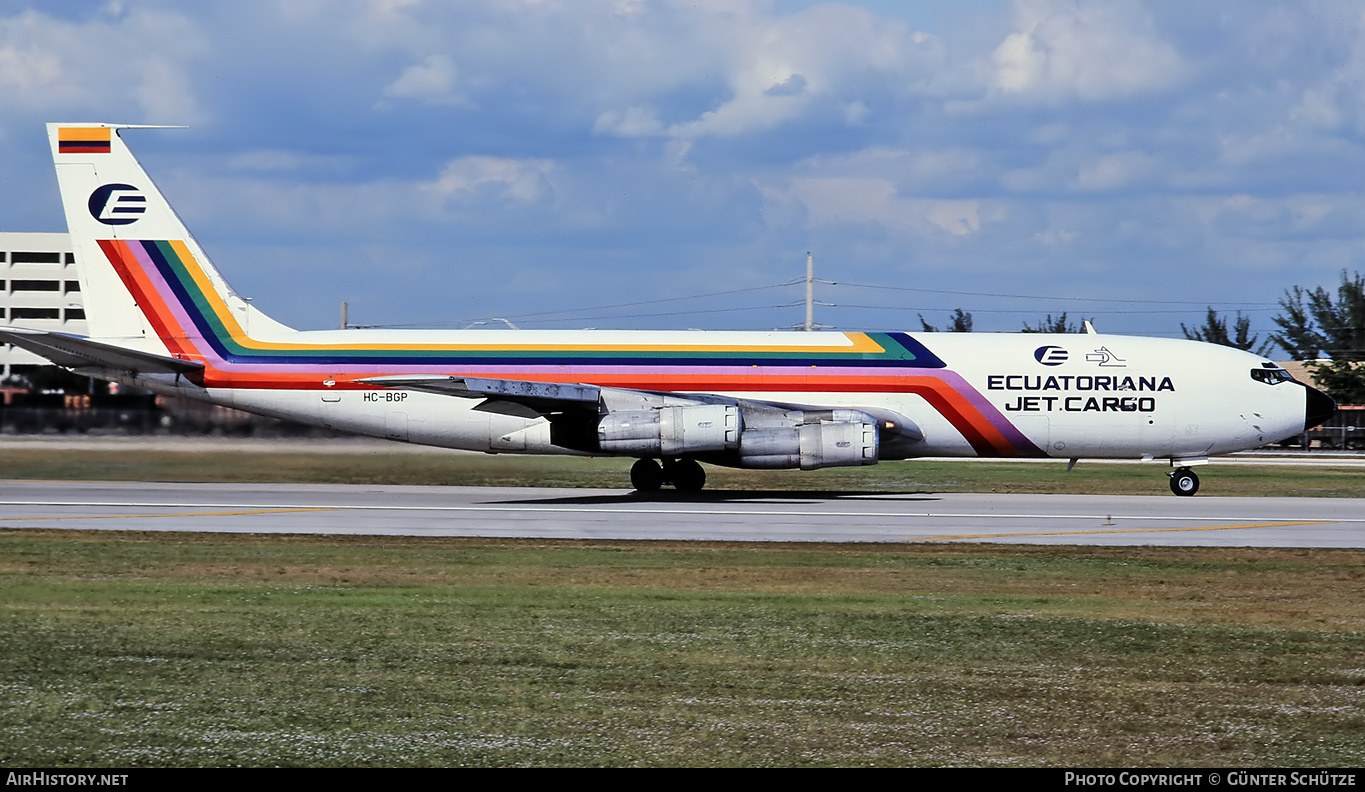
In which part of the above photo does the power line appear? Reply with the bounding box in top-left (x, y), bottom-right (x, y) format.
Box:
top-left (829, 277), bottom-right (1277, 304)
top-left (360, 281), bottom-right (798, 329)
top-left (512, 304), bottom-right (793, 324)
top-left (500, 282), bottom-right (798, 321)
top-left (835, 304), bottom-right (1281, 315)
top-left (354, 273), bottom-right (1288, 330)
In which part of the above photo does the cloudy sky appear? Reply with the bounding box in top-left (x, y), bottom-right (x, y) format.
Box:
top-left (2, 0), bottom-right (1364, 348)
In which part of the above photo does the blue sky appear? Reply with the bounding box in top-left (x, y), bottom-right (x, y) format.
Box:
top-left (2, 0), bottom-right (1363, 349)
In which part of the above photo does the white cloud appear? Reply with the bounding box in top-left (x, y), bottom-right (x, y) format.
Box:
top-left (382, 53), bottom-right (462, 105)
top-left (787, 146), bottom-right (991, 199)
top-left (991, 0), bottom-right (1183, 102)
top-left (427, 156), bottom-right (555, 206)
top-left (1071, 151), bottom-right (1155, 192)
top-left (0, 6), bottom-right (207, 122)
top-left (1285, 6), bottom-right (1365, 136)
top-left (670, 5), bottom-right (927, 138)
top-left (0, 43), bottom-right (62, 96)
top-left (775, 176), bottom-right (996, 238)
top-left (1034, 228), bottom-right (1079, 246)
top-left (593, 105), bottom-right (663, 137)
top-left (133, 56), bottom-right (202, 124)
top-left (160, 173), bottom-right (418, 246)
top-left (228, 149), bottom-right (352, 173)
top-left (999, 147), bottom-right (1168, 195)
top-left (925, 200), bottom-right (984, 236)
top-left (579, 2), bottom-right (938, 140)
top-left (840, 101), bottom-right (869, 126)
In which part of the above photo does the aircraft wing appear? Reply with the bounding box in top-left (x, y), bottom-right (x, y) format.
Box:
top-left (356, 374), bottom-right (601, 418)
top-left (356, 373), bottom-right (923, 442)
top-left (0, 328), bottom-right (204, 376)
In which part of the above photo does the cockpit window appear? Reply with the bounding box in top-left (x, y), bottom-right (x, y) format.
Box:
top-left (1250, 368), bottom-right (1294, 385)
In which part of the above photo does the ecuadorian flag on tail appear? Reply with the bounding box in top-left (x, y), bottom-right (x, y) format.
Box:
top-left (58, 127), bottom-right (111, 154)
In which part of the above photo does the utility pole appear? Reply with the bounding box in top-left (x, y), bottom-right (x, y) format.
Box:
top-left (805, 252), bottom-right (814, 332)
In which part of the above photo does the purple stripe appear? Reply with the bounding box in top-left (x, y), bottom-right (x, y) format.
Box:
top-left (126, 242), bottom-right (1034, 452)
top-left (126, 242), bottom-right (235, 368)
top-left (929, 369), bottom-right (1035, 449)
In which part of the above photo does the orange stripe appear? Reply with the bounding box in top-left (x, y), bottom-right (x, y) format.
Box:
top-left (99, 240), bottom-right (198, 358)
top-left (59, 127), bottom-right (110, 142)
top-left (190, 369), bottom-right (1021, 454)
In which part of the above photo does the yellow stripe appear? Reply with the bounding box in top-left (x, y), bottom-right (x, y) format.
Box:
top-left (60, 127), bottom-right (110, 142)
top-left (0, 507), bottom-right (337, 522)
top-left (909, 520), bottom-right (1331, 542)
top-left (168, 240), bottom-right (890, 354)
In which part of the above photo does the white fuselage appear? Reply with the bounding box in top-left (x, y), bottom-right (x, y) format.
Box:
top-left (111, 330), bottom-right (1309, 464)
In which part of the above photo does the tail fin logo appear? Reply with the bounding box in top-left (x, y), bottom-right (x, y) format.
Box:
top-left (88, 183), bottom-right (147, 225)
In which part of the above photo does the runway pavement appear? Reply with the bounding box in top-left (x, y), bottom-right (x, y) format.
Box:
top-left (1, 479), bottom-right (1362, 547)
top-left (4, 435), bottom-right (1365, 465)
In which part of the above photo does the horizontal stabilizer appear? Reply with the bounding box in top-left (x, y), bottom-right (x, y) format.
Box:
top-left (0, 328), bottom-right (203, 376)
top-left (358, 375), bottom-right (601, 414)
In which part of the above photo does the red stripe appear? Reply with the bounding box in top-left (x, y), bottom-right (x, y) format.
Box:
top-left (193, 368), bottom-right (1018, 455)
top-left (90, 243), bottom-right (1022, 455)
top-left (98, 239), bottom-right (198, 359)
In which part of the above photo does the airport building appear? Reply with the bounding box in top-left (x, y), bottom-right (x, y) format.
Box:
top-left (1, 232), bottom-right (86, 379)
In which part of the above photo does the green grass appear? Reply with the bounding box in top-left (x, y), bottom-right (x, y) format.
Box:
top-left (2, 531), bottom-right (1362, 767)
top-left (2, 446), bottom-right (1360, 765)
top-left (0, 446), bottom-right (1363, 496)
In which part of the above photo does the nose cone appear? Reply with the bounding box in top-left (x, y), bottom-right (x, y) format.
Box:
top-left (1304, 384), bottom-right (1336, 431)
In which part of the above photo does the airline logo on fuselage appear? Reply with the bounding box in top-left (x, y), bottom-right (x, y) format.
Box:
top-left (88, 184), bottom-right (146, 225)
top-left (1034, 345), bottom-right (1068, 365)
top-left (1085, 346), bottom-right (1126, 367)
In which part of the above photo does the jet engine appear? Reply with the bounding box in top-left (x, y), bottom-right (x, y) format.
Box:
top-left (583, 390), bottom-right (912, 471)
top-left (734, 409), bottom-right (879, 470)
top-left (596, 404), bottom-right (741, 455)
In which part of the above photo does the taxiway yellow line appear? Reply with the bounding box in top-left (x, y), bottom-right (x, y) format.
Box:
top-left (910, 520), bottom-right (1332, 542)
top-left (0, 507), bottom-right (339, 522)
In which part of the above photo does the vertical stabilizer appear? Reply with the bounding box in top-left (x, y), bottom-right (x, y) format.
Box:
top-left (46, 123), bottom-right (294, 357)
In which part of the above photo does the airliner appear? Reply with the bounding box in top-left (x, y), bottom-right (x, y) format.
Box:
top-left (0, 124), bottom-right (1337, 495)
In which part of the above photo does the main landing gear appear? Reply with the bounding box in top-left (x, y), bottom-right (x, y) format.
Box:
top-left (630, 458), bottom-right (706, 493)
top-left (1168, 467), bottom-right (1200, 497)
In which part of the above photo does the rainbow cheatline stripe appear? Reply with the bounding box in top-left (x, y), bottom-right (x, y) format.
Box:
top-left (97, 238), bottom-right (1044, 457)
top-left (58, 127), bottom-right (111, 154)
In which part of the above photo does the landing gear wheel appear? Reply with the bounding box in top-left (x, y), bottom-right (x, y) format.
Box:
top-left (1169, 468), bottom-right (1200, 497)
top-left (630, 458), bottom-right (664, 492)
top-left (669, 458), bottom-right (706, 493)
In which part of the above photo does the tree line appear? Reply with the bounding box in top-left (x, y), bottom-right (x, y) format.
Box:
top-left (918, 270), bottom-right (1365, 403)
